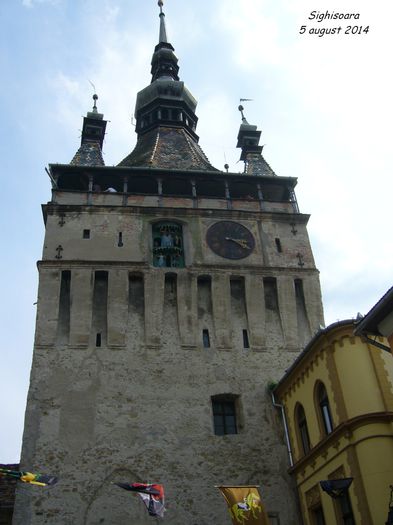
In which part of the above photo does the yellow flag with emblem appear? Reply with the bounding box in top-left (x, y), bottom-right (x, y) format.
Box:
top-left (218, 486), bottom-right (270, 525)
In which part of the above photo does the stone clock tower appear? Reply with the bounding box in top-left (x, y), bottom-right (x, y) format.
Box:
top-left (15, 3), bottom-right (324, 524)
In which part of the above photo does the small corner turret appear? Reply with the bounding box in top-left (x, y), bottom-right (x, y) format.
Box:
top-left (70, 94), bottom-right (107, 167)
top-left (236, 103), bottom-right (276, 177)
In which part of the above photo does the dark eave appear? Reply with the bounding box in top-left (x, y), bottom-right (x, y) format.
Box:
top-left (48, 163), bottom-right (298, 187)
top-left (354, 286), bottom-right (393, 337)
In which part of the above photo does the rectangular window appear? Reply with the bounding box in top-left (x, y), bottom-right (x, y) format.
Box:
top-left (83, 229), bottom-right (90, 239)
top-left (96, 333), bottom-right (102, 347)
top-left (202, 329), bottom-right (210, 348)
top-left (275, 238), bottom-right (282, 253)
top-left (264, 277), bottom-right (279, 311)
top-left (212, 399), bottom-right (237, 436)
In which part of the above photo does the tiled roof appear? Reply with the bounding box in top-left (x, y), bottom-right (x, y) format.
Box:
top-left (118, 126), bottom-right (218, 171)
top-left (70, 142), bottom-right (105, 167)
top-left (245, 153), bottom-right (277, 177)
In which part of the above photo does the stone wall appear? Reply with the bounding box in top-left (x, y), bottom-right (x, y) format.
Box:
top-left (15, 202), bottom-right (323, 524)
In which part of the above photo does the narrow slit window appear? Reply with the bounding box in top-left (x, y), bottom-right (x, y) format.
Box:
top-left (242, 329), bottom-right (250, 348)
top-left (83, 229), bottom-right (90, 239)
top-left (118, 232), bottom-right (123, 247)
top-left (96, 333), bottom-right (102, 347)
top-left (275, 238), bottom-right (282, 253)
top-left (57, 270), bottom-right (71, 343)
top-left (202, 329), bottom-right (210, 348)
top-left (264, 277), bottom-right (279, 312)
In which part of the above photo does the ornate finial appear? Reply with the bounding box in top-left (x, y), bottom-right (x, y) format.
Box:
top-left (88, 80), bottom-right (99, 113)
top-left (158, 0), bottom-right (164, 13)
top-left (92, 93), bottom-right (98, 113)
top-left (239, 98), bottom-right (253, 123)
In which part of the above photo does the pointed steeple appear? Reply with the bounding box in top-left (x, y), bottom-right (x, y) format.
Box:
top-left (158, 0), bottom-right (168, 43)
top-left (118, 2), bottom-right (217, 171)
top-left (70, 94), bottom-right (107, 166)
top-left (236, 104), bottom-right (276, 176)
top-left (150, 0), bottom-right (179, 82)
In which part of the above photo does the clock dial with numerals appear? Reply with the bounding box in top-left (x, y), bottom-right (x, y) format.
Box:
top-left (206, 221), bottom-right (255, 259)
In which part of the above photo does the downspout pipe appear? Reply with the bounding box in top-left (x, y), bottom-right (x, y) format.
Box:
top-left (271, 391), bottom-right (293, 468)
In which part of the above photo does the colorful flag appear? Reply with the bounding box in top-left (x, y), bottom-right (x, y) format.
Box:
top-left (115, 482), bottom-right (165, 518)
top-left (218, 485), bottom-right (270, 525)
top-left (0, 467), bottom-right (58, 487)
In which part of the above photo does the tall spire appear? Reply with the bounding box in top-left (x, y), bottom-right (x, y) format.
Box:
top-left (150, 1), bottom-right (179, 82)
top-left (117, 2), bottom-right (217, 170)
top-left (158, 0), bottom-right (168, 43)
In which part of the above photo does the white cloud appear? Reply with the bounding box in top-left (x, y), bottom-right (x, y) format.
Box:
top-left (215, 0), bottom-right (283, 68)
top-left (52, 71), bottom-right (80, 95)
top-left (208, 0), bottom-right (393, 324)
top-left (22, 0), bottom-right (60, 7)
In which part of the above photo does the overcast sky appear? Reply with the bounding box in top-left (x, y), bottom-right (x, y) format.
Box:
top-left (1, 0), bottom-right (392, 462)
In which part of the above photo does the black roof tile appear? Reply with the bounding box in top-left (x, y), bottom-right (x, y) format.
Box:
top-left (118, 126), bottom-right (218, 171)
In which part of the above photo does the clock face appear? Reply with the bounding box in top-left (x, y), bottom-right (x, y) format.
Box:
top-left (206, 221), bottom-right (255, 259)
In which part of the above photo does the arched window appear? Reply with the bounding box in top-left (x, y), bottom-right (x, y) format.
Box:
top-left (316, 382), bottom-right (334, 436)
top-left (152, 221), bottom-right (185, 268)
top-left (295, 404), bottom-right (311, 455)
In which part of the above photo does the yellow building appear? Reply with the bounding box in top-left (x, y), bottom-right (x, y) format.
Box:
top-left (273, 318), bottom-right (393, 525)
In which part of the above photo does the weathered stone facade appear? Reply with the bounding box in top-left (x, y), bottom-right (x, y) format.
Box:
top-left (14, 5), bottom-right (324, 524)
